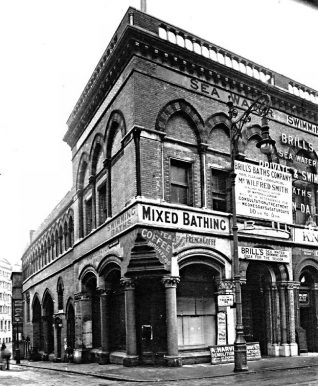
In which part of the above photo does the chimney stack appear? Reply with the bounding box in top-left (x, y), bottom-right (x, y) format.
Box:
top-left (141, 0), bottom-right (147, 13)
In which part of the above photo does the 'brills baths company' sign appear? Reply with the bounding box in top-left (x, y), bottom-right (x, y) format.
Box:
top-left (235, 160), bottom-right (293, 224)
top-left (210, 343), bottom-right (261, 364)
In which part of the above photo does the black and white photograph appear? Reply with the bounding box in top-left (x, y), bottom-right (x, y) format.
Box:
top-left (0, 0), bottom-right (318, 384)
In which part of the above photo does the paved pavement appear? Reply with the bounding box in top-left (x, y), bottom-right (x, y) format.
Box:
top-left (14, 354), bottom-right (318, 383)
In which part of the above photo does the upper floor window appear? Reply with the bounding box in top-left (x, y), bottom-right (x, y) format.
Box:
top-left (57, 280), bottom-right (64, 311)
top-left (170, 159), bottom-right (192, 206)
top-left (85, 198), bottom-right (93, 235)
top-left (98, 183), bottom-right (107, 225)
top-left (211, 169), bottom-right (228, 212)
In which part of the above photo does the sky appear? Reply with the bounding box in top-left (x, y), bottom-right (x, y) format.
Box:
top-left (0, 0), bottom-right (317, 266)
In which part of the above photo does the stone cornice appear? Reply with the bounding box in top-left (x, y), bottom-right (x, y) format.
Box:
top-left (64, 24), bottom-right (318, 150)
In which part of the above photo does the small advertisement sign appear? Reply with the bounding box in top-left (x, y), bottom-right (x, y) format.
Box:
top-left (235, 160), bottom-right (292, 224)
top-left (238, 247), bottom-right (291, 263)
top-left (218, 295), bottom-right (234, 307)
top-left (217, 312), bottom-right (227, 345)
top-left (210, 342), bottom-right (261, 364)
top-left (299, 292), bottom-right (309, 305)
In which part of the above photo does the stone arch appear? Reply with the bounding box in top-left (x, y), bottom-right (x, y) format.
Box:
top-left (105, 110), bottom-right (127, 159)
top-left (156, 99), bottom-right (204, 143)
top-left (177, 247), bottom-right (228, 277)
top-left (176, 251), bottom-right (223, 348)
top-left (206, 112), bottom-right (231, 135)
top-left (79, 265), bottom-right (101, 349)
top-left (65, 297), bottom-right (75, 351)
top-left (42, 289), bottom-right (55, 354)
top-left (295, 259), bottom-right (318, 281)
top-left (78, 265), bottom-right (98, 287)
top-left (90, 133), bottom-right (105, 175)
top-left (76, 152), bottom-right (89, 190)
top-left (97, 254), bottom-right (122, 277)
top-left (32, 294), bottom-right (42, 351)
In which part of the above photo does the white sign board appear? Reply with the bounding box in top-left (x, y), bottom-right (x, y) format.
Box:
top-left (294, 228), bottom-right (318, 245)
top-left (139, 204), bottom-right (229, 234)
top-left (218, 294), bottom-right (234, 307)
top-left (217, 312), bottom-right (227, 345)
top-left (238, 246), bottom-right (291, 263)
top-left (235, 161), bottom-right (292, 223)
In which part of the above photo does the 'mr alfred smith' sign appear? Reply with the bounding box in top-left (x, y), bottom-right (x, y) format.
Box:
top-left (235, 160), bottom-right (292, 224)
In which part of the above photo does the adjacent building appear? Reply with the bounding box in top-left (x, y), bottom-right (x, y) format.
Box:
top-left (11, 263), bottom-right (23, 359)
top-left (21, 7), bottom-right (318, 366)
top-left (0, 258), bottom-right (12, 345)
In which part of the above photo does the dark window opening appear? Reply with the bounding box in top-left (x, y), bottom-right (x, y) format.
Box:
top-left (211, 169), bottom-right (228, 212)
top-left (170, 160), bottom-right (191, 205)
top-left (98, 184), bottom-right (107, 225)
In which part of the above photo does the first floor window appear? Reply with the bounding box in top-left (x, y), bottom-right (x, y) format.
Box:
top-left (211, 168), bottom-right (228, 212)
top-left (170, 159), bottom-right (192, 205)
top-left (85, 198), bottom-right (93, 235)
top-left (98, 183), bottom-right (107, 225)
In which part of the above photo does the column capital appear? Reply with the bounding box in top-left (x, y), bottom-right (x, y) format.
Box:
top-left (120, 278), bottom-right (135, 290)
top-left (96, 287), bottom-right (112, 296)
top-left (216, 279), bottom-right (234, 293)
top-left (278, 281), bottom-right (288, 289)
top-left (287, 281), bottom-right (300, 290)
top-left (162, 276), bottom-right (180, 288)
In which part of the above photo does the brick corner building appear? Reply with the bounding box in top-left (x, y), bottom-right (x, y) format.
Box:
top-left (21, 7), bottom-right (318, 366)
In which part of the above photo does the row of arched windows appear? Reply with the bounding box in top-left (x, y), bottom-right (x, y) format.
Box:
top-left (23, 212), bottom-right (74, 279)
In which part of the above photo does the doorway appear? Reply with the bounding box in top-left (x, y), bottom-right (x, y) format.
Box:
top-left (242, 262), bottom-right (271, 355)
top-left (136, 278), bottom-right (166, 364)
top-left (299, 268), bottom-right (318, 352)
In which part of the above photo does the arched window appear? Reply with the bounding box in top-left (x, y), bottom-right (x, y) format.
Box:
top-left (59, 225), bottom-right (63, 254)
top-left (57, 279), bottom-right (64, 311)
top-left (68, 216), bottom-right (74, 247)
top-left (64, 221), bottom-right (68, 251)
top-left (55, 230), bottom-right (59, 258)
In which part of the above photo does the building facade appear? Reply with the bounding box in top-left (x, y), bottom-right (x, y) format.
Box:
top-left (11, 264), bottom-right (24, 359)
top-left (0, 258), bottom-right (12, 345)
top-left (21, 8), bottom-right (318, 366)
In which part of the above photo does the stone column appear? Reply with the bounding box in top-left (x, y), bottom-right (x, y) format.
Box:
top-left (121, 278), bottom-right (138, 366)
top-left (73, 292), bottom-right (91, 363)
top-left (287, 282), bottom-right (298, 356)
top-left (162, 276), bottom-right (182, 367)
top-left (271, 284), bottom-right (280, 356)
top-left (264, 286), bottom-right (273, 354)
top-left (98, 284), bottom-right (111, 364)
top-left (279, 282), bottom-right (289, 356)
